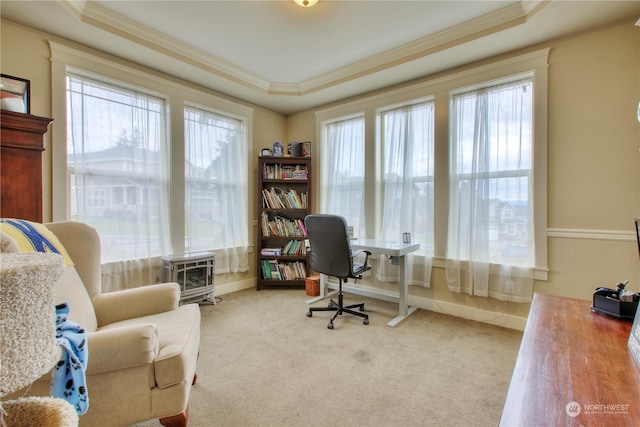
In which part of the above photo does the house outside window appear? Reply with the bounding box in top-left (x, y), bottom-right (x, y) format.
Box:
top-left (184, 105), bottom-right (249, 273)
top-left (67, 73), bottom-right (170, 262)
top-left (448, 78), bottom-right (534, 268)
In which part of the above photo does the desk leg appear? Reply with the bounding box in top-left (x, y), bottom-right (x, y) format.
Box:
top-left (386, 254), bottom-right (418, 327)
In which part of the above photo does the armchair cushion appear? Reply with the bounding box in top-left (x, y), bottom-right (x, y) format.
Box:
top-left (98, 304), bottom-right (200, 388)
top-left (86, 324), bottom-right (158, 376)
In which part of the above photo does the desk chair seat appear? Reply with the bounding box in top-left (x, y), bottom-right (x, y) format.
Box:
top-left (304, 214), bottom-right (371, 329)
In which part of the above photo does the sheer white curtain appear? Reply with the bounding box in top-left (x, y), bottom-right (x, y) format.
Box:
top-left (184, 106), bottom-right (249, 274)
top-left (378, 103), bottom-right (435, 286)
top-left (446, 79), bottom-right (534, 302)
top-left (67, 74), bottom-right (170, 291)
top-left (322, 117), bottom-right (366, 237)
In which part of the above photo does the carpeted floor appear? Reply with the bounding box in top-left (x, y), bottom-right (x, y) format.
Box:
top-left (132, 288), bottom-right (523, 427)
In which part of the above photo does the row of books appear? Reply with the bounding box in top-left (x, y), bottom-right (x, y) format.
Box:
top-left (262, 164), bottom-right (308, 180)
top-left (260, 239), bottom-right (307, 256)
top-left (260, 213), bottom-right (308, 237)
top-left (282, 239), bottom-right (307, 255)
top-left (260, 259), bottom-right (307, 280)
top-left (262, 187), bottom-right (307, 210)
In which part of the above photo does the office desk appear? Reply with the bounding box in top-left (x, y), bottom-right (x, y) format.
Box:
top-left (307, 239), bottom-right (420, 327)
top-left (500, 293), bottom-right (640, 426)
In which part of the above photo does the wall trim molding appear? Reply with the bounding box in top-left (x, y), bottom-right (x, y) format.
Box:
top-left (409, 294), bottom-right (527, 331)
top-left (325, 281), bottom-right (527, 330)
top-left (547, 228), bottom-right (635, 242)
top-left (216, 278), bottom-right (255, 296)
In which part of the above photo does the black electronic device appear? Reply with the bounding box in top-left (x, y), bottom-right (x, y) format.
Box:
top-left (591, 280), bottom-right (639, 320)
top-left (591, 220), bottom-right (640, 320)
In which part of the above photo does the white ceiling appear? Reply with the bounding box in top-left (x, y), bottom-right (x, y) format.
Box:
top-left (2, 0), bottom-right (639, 115)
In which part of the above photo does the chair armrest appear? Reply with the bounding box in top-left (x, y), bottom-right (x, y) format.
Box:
top-left (352, 250), bottom-right (372, 264)
top-left (86, 323), bottom-right (158, 375)
top-left (93, 282), bottom-right (180, 326)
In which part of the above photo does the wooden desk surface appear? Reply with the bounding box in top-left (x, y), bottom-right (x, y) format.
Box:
top-left (500, 293), bottom-right (640, 427)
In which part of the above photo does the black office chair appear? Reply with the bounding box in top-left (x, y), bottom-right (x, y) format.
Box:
top-left (304, 214), bottom-right (371, 329)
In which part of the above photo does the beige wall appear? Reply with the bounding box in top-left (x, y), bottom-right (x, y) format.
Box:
top-left (1, 20), bottom-right (55, 219)
top-left (3, 17), bottom-right (640, 327)
top-left (287, 18), bottom-right (640, 326)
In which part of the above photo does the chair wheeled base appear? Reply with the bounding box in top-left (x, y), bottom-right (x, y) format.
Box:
top-left (306, 279), bottom-right (369, 329)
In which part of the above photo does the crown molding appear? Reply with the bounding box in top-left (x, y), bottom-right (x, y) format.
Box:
top-left (58, 0), bottom-right (271, 93)
top-left (57, 0), bottom-right (548, 97)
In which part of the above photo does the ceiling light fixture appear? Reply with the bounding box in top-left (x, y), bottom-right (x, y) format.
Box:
top-left (293, 0), bottom-right (318, 7)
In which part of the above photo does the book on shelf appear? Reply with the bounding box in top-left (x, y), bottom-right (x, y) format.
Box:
top-left (261, 247), bottom-right (282, 256)
top-left (261, 259), bottom-right (282, 280)
top-left (261, 187), bottom-right (307, 209)
top-left (277, 261), bottom-right (307, 280)
top-left (282, 239), bottom-right (307, 255)
top-left (261, 163), bottom-right (308, 180)
top-left (260, 241), bottom-right (307, 257)
top-left (260, 213), bottom-right (308, 237)
top-left (261, 259), bottom-right (307, 280)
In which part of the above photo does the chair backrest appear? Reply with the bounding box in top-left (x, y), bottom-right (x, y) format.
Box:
top-left (305, 214), bottom-right (354, 279)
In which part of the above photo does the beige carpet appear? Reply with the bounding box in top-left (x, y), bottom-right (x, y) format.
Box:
top-left (132, 288), bottom-right (523, 427)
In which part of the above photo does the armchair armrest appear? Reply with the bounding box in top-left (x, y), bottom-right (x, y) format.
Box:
top-left (93, 282), bottom-right (180, 326)
top-left (87, 323), bottom-right (158, 375)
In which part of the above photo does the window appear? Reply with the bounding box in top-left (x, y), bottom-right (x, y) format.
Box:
top-left (53, 43), bottom-right (253, 291)
top-left (446, 77), bottom-right (535, 300)
top-left (316, 49), bottom-right (548, 301)
top-left (321, 116), bottom-right (366, 237)
top-left (184, 105), bottom-right (248, 272)
top-left (67, 74), bottom-right (170, 263)
top-left (379, 101), bottom-right (435, 251)
top-left (448, 78), bottom-right (533, 267)
top-left (377, 101), bottom-right (435, 285)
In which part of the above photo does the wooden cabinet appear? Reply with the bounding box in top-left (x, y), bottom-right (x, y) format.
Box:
top-left (0, 111), bottom-right (53, 222)
top-left (257, 156), bottom-right (311, 290)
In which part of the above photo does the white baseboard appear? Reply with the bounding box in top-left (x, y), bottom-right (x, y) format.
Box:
top-left (327, 281), bottom-right (527, 331)
top-left (215, 279), bottom-right (527, 331)
top-left (409, 294), bottom-right (527, 331)
top-left (215, 278), bottom-right (255, 296)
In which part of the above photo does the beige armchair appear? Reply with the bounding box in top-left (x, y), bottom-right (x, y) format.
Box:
top-left (6, 221), bottom-right (201, 427)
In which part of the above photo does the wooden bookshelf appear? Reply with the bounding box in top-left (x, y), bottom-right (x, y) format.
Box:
top-left (257, 156), bottom-right (311, 290)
